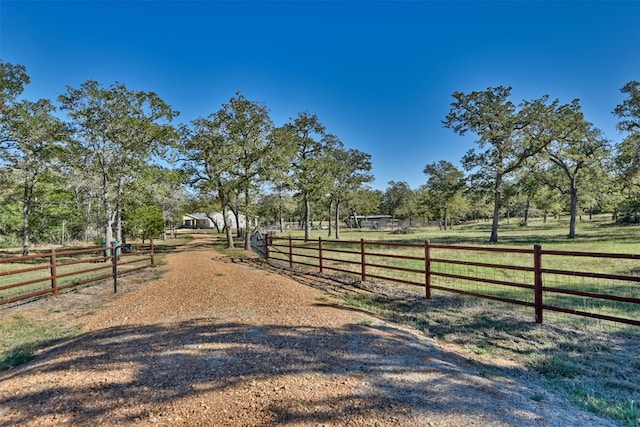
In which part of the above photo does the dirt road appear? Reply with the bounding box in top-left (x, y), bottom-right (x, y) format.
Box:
top-left (0, 234), bottom-right (616, 426)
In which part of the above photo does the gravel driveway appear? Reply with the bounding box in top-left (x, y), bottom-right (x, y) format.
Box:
top-left (0, 234), bottom-right (617, 426)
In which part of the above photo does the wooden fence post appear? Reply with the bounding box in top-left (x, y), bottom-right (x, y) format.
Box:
top-left (150, 240), bottom-right (155, 267)
top-left (534, 244), bottom-right (543, 324)
top-left (318, 237), bottom-right (323, 274)
top-left (288, 235), bottom-right (293, 269)
top-left (425, 240), bottom-right (432, 299)
top-left (360, 239), bottom-right (366, 282)
top-left (50, 248), bottom-right (58, 296)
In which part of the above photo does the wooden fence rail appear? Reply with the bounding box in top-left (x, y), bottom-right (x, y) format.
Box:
top-left (265, 236), bottom-right (640, 327)
top-left (0, 243), bottom-right (154, 307)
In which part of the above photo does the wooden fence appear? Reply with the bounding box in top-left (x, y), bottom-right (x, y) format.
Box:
top-left (266, 236), bottom-right (640, 327)
top-left (0, 243), bottom-right (154, 306)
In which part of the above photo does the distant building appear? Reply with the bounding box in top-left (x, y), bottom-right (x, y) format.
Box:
top-left (181, 212), bottom-right (246, 230)
top-left (349, 215), bottom-right (393, 229)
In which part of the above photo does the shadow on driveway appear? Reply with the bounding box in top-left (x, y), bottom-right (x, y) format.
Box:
top-left (0, 317), bottom-right (607, 426)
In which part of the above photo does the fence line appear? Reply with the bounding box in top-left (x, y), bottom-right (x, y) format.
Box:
top-left (0, 243), bottom-right (154, 306)
top-left (265, 236), bottom-right (640, 327)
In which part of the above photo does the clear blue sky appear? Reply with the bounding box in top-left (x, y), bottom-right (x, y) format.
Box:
top-left (1, 1), bottom-right (639, 190)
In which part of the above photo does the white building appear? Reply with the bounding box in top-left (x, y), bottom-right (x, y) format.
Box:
top-left (181, 212), bottom-right (246, 230)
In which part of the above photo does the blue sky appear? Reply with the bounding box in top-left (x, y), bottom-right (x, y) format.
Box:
top-left (1, 1), bottom-right (639, 190)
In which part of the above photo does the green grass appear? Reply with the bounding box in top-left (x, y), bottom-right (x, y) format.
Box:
top-left (151, 235), bottom-right (194, 254)
top-left (338, 291), bottom-right (639, 427)
top-left (283, 214), bottom-right (640, 252)
top-left (0, 314), bottom-right (80, 371)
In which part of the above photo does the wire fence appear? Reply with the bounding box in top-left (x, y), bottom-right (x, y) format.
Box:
top-left (265, 236), bottom-right (640, 327)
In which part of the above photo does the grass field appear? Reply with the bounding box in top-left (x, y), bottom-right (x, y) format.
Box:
top-left (278, 214), bottom-right (640, 251)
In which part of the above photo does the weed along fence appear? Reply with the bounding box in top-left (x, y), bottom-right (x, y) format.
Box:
top-left (266, 237), bottom-right (640, 327)
top-left (0, 243), bottom-right (154, 306)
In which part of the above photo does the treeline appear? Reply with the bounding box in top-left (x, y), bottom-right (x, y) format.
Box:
top-left (0, 61), bottom-right (373, 252)
top-left (374, 84), bottom-right (640, 242)
top-left (1, 59), bottom-right (638, 253)
top-left (1, 63), bottom-right (187, 254)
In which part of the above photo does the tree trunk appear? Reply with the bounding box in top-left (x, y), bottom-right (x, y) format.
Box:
top-left (303, 191), bottom-right (311, 240)
top-left (161, 212), bottom-right (167, 240)
top-left (115, 177), bottom-right (124, 243)
top-left (524, 199), bottom-right (531, 226)
top-left (217, 184), bottom-right (234, 248)
top-left (244, 188), bottom-right (251, 250)
top-left (222, 204), bottom-right (234, 248)
top-left (279, 207), bottom-right (285, 232)
top-left (22, 181), bottom-right (31, 256)
top-left (84, 199), bottom-right (93, 242)
top-left (335, 200), bottom-right (341, 239)
top-left (443, 207), bottom-right (448, 231)
top-left (327, 199), bottom-right (333, 237)
top-left (230, 207), bottom-right (241, 238)
top-left (244, 225), bottom-right (251, 250)
top-left (568, 182), bottom-right (578, 239)
top-left (207, 214), bottom-right (221, 233)
top-left (489, 175), bottom-right (502, 243)
top-left (102, 169), bottom-right (114, 250)
top-left (278, 192), bottom-right (285, 232)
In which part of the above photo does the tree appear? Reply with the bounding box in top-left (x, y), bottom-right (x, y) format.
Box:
top-left (346, 188), bottom-right (381, 228)
top-left (61, 164), bottom-right (103, 242)
top-left (613, 81), bottom-right (640, 218)
top-left (256, 191), bottom-right (296, 231)
top-left (59, 80), bottom-right (178, 247)
top-left (513, 159), bottom-right (546, 226)
top-left (326, 147), bottom-right (372, 238)
top-left (0, 61), bottom-right (30, 248)
top-left (210, 93), bottom-right (274, 249)
top-left (1, 98), bottom-right (68, 255)
top-left (0, 60), bottom-right (29, 119)
top-left (613, 81), bottom-right (640, 133)
top-left (543, 101), bottom-right (610, 238)
top-left (128, 205), bottom-right (164, 243)
top-left (182, 118), bottom-right (237, 248)
top-left (423, 160), bottom-right (465, 229)
top-left (444, 86), bottom-right (565, 242)
top-left (280, 112), bottom-right (337, 240)
top-left (381, 181), bottom-right (415, 227)
top-left (124, 165), bottom-right (188, 240)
